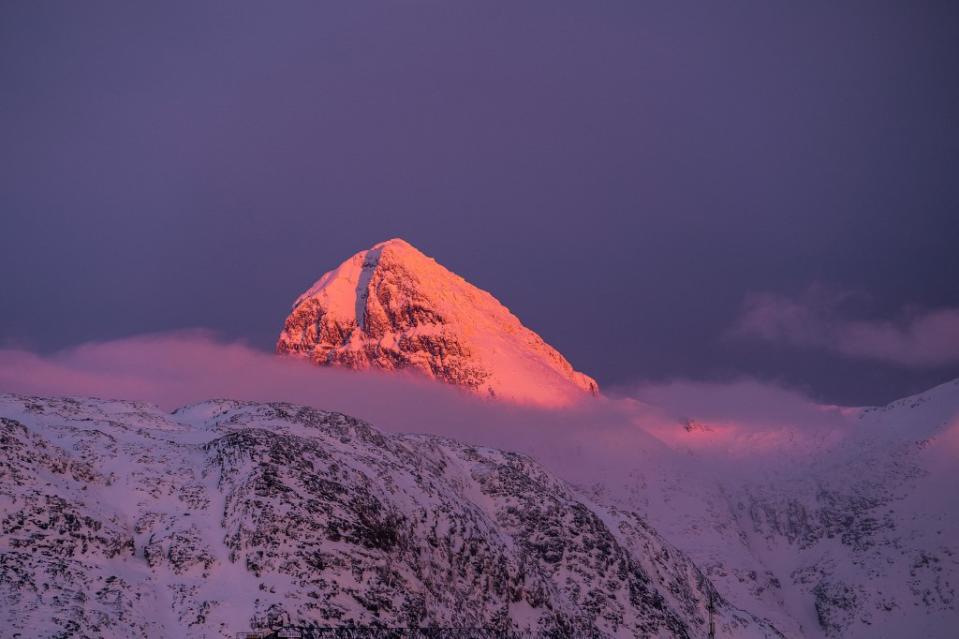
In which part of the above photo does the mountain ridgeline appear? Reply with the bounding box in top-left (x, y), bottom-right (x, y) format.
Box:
top-left (0, 394), bottom-right (780, 638)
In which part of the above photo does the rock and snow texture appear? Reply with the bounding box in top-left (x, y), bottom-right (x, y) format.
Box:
top-left (1, 385), bottom-right (954, 638)
top-left (0, 394), bottom-right (780, 638)
top-left (276, 238), bottom-right (599, 406)
top-left (590, 379), bottom-right (959, 639)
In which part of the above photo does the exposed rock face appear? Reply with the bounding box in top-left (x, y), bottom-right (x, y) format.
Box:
top-left (0, 394), bottom-right (781, 638)
top-left (277, 238), bottom-right (598, 406)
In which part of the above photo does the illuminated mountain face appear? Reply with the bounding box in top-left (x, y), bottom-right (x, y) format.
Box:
top-left (277, 238), bottom-right (598, 407)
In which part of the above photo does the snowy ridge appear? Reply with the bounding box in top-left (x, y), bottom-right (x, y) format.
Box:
top-left (276, 239), bottom-right (599, 406)
top-left (0, 394), bottom-right (781, 638)
top-left (591, 378), bottom-right (959, 639)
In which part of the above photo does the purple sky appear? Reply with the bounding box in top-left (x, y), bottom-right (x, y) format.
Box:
top-left (2, 2), bottom-right (958, 405)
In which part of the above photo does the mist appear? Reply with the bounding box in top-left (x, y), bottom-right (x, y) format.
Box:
top-left (0, 331), bottom-right (866, 491)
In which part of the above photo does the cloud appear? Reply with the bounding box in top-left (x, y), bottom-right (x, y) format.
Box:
top-left (734, 289), bottom-right (959, 368)
top-left (611, 378), bottom-right (854, 462)
top-left (0, 331), bottom-right (865, 490)
top-left (0, 331), bottom-right (678, 487)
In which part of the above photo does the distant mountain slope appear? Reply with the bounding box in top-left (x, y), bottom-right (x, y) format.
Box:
top-left (0, 394), bottom-right (780, 638)
top-left (277, 238), bottom-right (598, 406)
top-left (591, 378), bottom-right (959, 639)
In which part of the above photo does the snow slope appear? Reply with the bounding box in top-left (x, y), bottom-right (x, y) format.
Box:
top-left (0, 394), bottom-right (781, 638)
top-left (589, 379), bottom-right (959, 639)
top-left (1, 376), bottom-right (954, 638)
top-left (276, 238), bottom-right (598, 406)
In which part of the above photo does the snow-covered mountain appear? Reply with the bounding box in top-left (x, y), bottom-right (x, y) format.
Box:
top-left (277, 238), bottom-right (598, 406)
top-left (1, 376), bottom-right (954, 638)
top-left (589, 378), bottom-right (959, 639)
top-left (0, 393), bottom-right (781, 638)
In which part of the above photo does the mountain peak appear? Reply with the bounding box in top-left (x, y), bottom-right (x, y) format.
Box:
top-left (373, 236), bottom-right (416, 251)
top-left (365, 237), bottom-right (418, 264)
top-left (278, 239), bottom-right (599, 405)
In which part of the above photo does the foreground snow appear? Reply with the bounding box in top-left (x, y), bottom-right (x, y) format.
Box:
top-left (0, 394), bottom-right (779, 638)
top-left (0, 379), bottom-right (955, 638)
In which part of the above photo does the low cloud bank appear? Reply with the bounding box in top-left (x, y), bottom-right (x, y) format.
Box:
top-left (735, 289), bottom-right (959, 368)
top-left (0, 331), bottom-right (864, 488)
top-left (0, 332), bottom-right (664, 485)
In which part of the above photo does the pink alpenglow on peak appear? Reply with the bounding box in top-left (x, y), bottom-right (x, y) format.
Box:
top-left (277, 238), bottom-right (599, 406)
